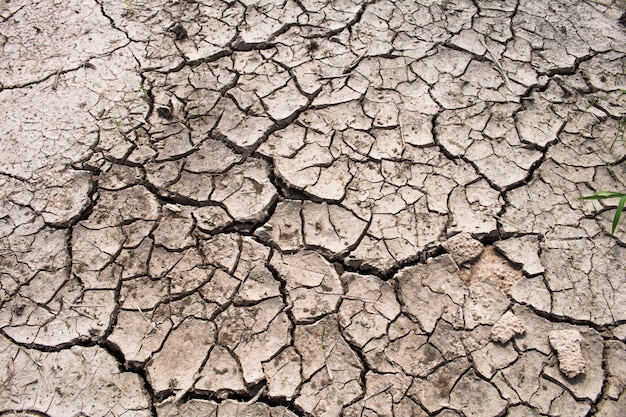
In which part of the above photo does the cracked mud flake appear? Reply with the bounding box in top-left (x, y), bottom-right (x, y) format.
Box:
top-left (72, 223), bottom-right (126, 276)
top-left (194, 205), bottom-right (233, 234)
top-left (302, 201), bottom-right (367, 254)
top-left (146, 56), bottom-right (236, 121)
top-left (258, 123), bottom-right (307, 158)
top-left (215, 98), bottom-right (275, 150)
top-left (294, 315), bottom-right (363, 417)
top-left (442, 231), bottom-right (484, 266)
top-left (448, 179), bottom-right (502, 235)
top-left (99, 1), bottom-right (191, 71)
top-left (459, 246), bottom-right (523, 293)
top-left (157, 398), bottom-right (298, 417)
top-left (1, 222), bottom-right (67, 278)
top-left (0, 0), bottom-right (127, 87)
top-left (605, 340), bottom-right (626, 400)
top-left (545, 329), bottom-right (604, 401)
top-left (231, 235), bottom-right (272, 281)
top-left (168, 171), bottom-right (215, 204)
top-left (263, 346), bottom-right (301, 400)
top-left (212, 158), bottom-right (278, 222)
top-left (384, 326), bottom-right (445, 377)
top-left (540, 235), bottom-right (626, 324)
top-left (153, 206), bottom-right (196, 251)
top-left (2, 282), bottom-right (117, 346)
top-left (235, 264), bottom-right (281, 304)
top-left (185, 139), bottom-right (243, 174)
top-left (263, 79), bottom-right (310, 121)
top-left (396, 255), bottom-right (466, 333)
top-left (338, 272), bottom-right (400, 348)
top-left (594, 339), bottom-right (626, 415)
top-left (108, 307), bottom-right (173, 365)
top-left (200, 232), bottom-right (242, 273)
top-left (271, 250), bottom-right (343, 323)
top-left (99, 163), bottom-right (145, 191)
top-left (344, 371), bottom-right (412, 417)
top-left (463, 278), bottom-right (511, 329)
top-left (408, 357), bottom-right (471, 414)
top-left (471, 339), bottom-right (518, 379)
top-left (449, 370), bottom-right (508, 417)
top-left (163, 248), bottom-right (214, 296)
top-left (362, 91), bottom-right (401, 129)
top-left (0, 86), bottom-right (99, 180)
top-left (147, 317), bottom-right (215, 396)
top-left (29, 169), bottom-right (93, 227)
top-left (516, 96), bottom-right (565, 149)
top-left (241, 3), bottom-right (299, 44)
top-left (85, 186), bottom-right (161, 229)
top-left (437, 101), bottom-right (545, 190)
top-left (0, 221), bottom-right (121, 344)
top-left (491, 311), bottom-right (526, 345)
top-left (215, 297), bottom-right (291, 386)
top-left (255, 200), bottom-right (304, 251)
top-left (313, 71), bottom-right (370, 107)
top-left (490, 306), bottom-right (606, 413)
top-left (274, 142), bottom-right (335, 190)
top-left (347, 206), bottom-right (445, 273)
top-left (0, 335), bottom-right (151, 416)
top-left (195, 344), bottom-right (246, 396)
top-left (494, 235), bottom-right (544, 276)
top-left (112, 271), bottom-right (230, 365)
top-left (306, 157), bottom-right (353, 202)
top-left (337, 148), bottom-right (482, 272)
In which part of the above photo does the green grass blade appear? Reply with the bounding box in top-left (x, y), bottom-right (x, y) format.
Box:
top-left (580, 191), bottom-right (626, 201)
top-left (580, 191), bottom-right (626, 238)
top-left (612, 196), bottom-right (626, 237)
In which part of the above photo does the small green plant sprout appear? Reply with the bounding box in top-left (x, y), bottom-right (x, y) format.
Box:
top-left (580, 191), bottom-right (626, 237)
top-left (614, 116), bottom-right (626, 149)
top-left (112, 116), bottom-right (126, 139)
top-left (401, 51), bottom-right (410, 82)
top-left (139, 79), bottom-right (150, 102)
top-left (192, 98), bottom-right (206, 117)
top-left (320, 324), bottom-right (326, 351)
top-left (122, 0), bottom-right (135, 17)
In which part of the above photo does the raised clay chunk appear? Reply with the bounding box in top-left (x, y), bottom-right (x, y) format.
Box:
top-left (442, 232), bottom-right (484, 266)
top-left (549, 329), bottom-right (586, 378)
top-left (491, 311), bottom-right (526, 344)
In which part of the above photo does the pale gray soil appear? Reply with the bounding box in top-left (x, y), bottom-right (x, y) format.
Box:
top-left (1, 1), bottom-right (626, 416)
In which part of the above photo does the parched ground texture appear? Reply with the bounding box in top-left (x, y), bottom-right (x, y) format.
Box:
top-left (1, 0), bottom-right (626, 416)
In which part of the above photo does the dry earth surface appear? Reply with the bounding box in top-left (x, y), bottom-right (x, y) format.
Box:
top-left (1, 0), bottom-right (626, 416)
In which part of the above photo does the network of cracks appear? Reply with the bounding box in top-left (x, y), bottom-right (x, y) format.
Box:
top-left (1, 0), bottom-right (626, 416)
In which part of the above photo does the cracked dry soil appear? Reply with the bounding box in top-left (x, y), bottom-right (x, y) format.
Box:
top-left (1, 0), bottom-right (626, 416)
